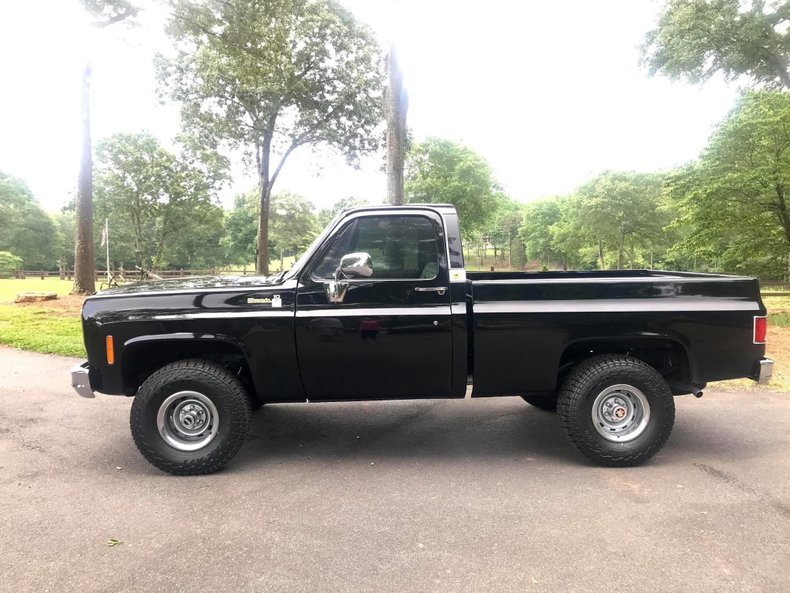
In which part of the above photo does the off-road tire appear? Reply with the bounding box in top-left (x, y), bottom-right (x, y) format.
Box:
top-left (130, 359), bottom-right (251, 475)
top-left (557, 354), bottom-right (675, 467)
top-left (521, 394), bottom-right (558, 412)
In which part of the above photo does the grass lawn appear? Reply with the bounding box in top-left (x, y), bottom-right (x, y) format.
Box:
top-left (0, 278), bottom-right (86, 357)
top-left (0, 277), bottom-right (76, 301)
top-left (1, 278), bottom-right (789, 390)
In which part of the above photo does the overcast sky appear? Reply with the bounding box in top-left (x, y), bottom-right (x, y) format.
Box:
top-left (0, 0), bottom-right (740, 213)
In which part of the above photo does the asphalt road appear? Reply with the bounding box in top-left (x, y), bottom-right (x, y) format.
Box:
top-left (1, 347), bottom-right (789, 593)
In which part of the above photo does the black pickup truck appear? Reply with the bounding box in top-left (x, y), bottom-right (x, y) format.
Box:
top-left (72, 205), bottom-right (773, 474)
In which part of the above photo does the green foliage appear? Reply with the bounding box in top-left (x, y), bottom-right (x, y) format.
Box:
top-left (54, 209), bottom-right (76, 271)
top-left (317, 196), bottom-right (370, 227)
top-left (520, 198), bottom-right (563, 267)
top-left (405, 137), bottom-right (501, 237)
top-left (0, 171), bottom-right (57, 269)
top-left (573, 171), bottom-right (668, 270)
top-left (642, 0), bottom-right (790, 88)
top-left (223, 190), bottom-right (319, 267)
top-left (0, 252), bottom-right (23, 275)
top-left (81, 0), bottom-right (139, 26)
top-left (222, 191), bottom-right (259, 266)
top-left (93, 133), bottom-right (226, 270)
top-left (269, 192), bottom-right (319, 258)
top-left (159, 0), bottom-right (385, 273)
top-left (664, 90), bottom-right (790, 277)
top-left (518, 172), bottom-right (669, 271)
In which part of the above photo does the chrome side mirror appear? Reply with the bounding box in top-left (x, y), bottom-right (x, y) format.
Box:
top-left (326, 252), bottom-right (373, 304)
top-left (336, 252), bottom-right (373, 280)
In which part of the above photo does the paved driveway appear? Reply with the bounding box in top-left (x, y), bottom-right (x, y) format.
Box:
top-left (1, 346), bottom-right (788, 593)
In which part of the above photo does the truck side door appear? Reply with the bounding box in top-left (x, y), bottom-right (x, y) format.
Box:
top-left (295, 209), bottom-right (453, 399)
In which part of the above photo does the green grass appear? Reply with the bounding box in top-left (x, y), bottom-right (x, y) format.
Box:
top-left (0, 277), bottom-right (75, 301)
top-left (0, 304), bottom-right (85, 357)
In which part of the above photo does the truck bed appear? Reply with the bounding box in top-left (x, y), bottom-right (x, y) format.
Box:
top-left (466, 270), bottom-right (766, 396)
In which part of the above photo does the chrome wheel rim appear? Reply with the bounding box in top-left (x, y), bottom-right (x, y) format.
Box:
top-left (591, 384), bottom-right (650, 442)
top-left (157, 391), bottom-right (219, 451)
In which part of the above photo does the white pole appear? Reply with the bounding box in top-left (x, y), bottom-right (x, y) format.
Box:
top-left (105, 218), bottom-right (110, 284)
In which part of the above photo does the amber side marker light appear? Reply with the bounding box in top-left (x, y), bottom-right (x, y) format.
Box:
top-left (754, 316), bottom-right (767, 345)
top-left (106, 335), bottom-right (115, 365)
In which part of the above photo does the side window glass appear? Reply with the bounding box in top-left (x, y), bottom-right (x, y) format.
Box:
top-left (311, 215), bottom-right (439, 280)
top-left (311, 220), bottom-right (357, 279)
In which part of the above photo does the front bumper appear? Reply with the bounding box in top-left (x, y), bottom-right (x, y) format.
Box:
top-left (755, 358), bottom-right (774, 385)
top-left (71, 362), bottom-right (95, 398)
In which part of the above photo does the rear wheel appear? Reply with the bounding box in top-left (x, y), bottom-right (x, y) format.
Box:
top-left (130, 359), bottom-right (251, 475)
top-left (557, 355), bottom-right (675, 467)
top-left (521, 394), bottom-right (557, 412)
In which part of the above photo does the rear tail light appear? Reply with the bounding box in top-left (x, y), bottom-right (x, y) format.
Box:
top-left (754, 316), bottom-right (767, 344)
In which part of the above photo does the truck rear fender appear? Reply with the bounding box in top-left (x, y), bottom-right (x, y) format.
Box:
top-left (558, 336), bottom-right (696, 395)
top-left (121, 333), bottom-right (256, 396)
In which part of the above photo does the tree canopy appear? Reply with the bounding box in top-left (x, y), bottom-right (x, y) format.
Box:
top-left (93, 133), bottom-right (225, 270)
top-left (664, 90), bottom-right (790, 277)
top-left (158, 0), bottom-right (384, 274)
top-left (0, 171), bottom-right (57, 269)
top-left (405, 137), bottom-right (501, 238)
top-left (642, 0), bottom-right (790, 88)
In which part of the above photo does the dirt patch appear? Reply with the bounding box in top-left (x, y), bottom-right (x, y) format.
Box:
top-left (8, 294), bottom-right (86, 316)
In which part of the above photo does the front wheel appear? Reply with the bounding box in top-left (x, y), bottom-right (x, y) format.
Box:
top-left (130, 359), bottom-right (251, 475)
top-left (557, 355), bottom-right (675, 467)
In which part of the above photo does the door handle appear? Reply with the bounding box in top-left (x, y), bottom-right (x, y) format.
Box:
top-left (414, 286), bottom-right (447, 295)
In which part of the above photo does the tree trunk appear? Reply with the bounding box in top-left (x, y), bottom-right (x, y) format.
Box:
top-left (385, 43), bottom-right (407, 205)
top-left (255, 129), bottom-right (274, 275)
top-left (598, 239), bottom-right (605, 270)
top-left (72, 62), bottom-right (96, 295)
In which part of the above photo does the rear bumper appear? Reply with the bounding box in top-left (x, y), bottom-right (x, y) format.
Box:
top-left (755, 358), bottom-right (774, 385)
top-left (71, 362), bottom-right (95, 398)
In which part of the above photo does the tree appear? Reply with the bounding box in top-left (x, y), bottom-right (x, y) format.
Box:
top-left (224, 190), bottom-right (320, 268)
top-left (386, 44), bottom-right (408, 205)
top-left (223, 191), bottom-right (259, 266)
top-left (317, 196), bottom-right (370, 227)
top-left (487, 198), bottom-right (524, 269)
top-left (520, 198), bottom-right (564, 268)
top-left (405, 137), bottom-right (501, 238)
top-left (73, 0), bottom-right (140, 294)
top-left (269, 192), bottom-right (319, 268)
top-left (159, 0), bottom-right (384, 275)
top-left (0, 252), bottom-right (23, 276)
top-left (0, 171), bottom-right (57, 269)
top-left (54, 209), bottom-right (76, 277)
top-left (93, 133), bottom-right (225, 270)
top-left (664, 91), bottom-right (790, 278)
top-left (573, 172), bottom-right (666, 269)
top-left (642, 0), bottom-right (790, 89)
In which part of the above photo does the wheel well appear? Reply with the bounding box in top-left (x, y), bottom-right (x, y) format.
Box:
top-left (558, 338), bottom-right (694, 394)
top-left (121, 340), bottom-right (252, 396)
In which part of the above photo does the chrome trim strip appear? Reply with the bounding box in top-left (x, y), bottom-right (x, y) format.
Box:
top-left (451, 303), bottom-right (467, 315)
top-left (153, 311), bottom-right (295, 320)
top-left (296, 306), bottom-right (451, 318)
top-left (474, 299), bottom-right (760, 314)
top-left (88, 279), bottom-right (299, 300)
top-left (71, 362), bottom-right (94, 398)
top-left (471, 276), bottom-right (751, 285)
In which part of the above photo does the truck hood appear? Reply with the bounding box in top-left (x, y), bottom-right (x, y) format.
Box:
top-left (93, 275), bottom-right (281, 297)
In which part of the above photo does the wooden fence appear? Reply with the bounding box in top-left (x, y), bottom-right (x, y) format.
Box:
top-left (9, 269), bottom-right (254, 281)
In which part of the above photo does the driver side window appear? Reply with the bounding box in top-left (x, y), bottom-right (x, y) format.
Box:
top-left (311, 215), bottom-right (440, 280)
